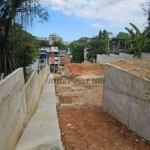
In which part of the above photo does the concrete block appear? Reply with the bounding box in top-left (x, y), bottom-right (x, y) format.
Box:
top-left (102, 64), bottom-right (150, 141)
top-left (129, 97), bottom-right (150, 141)
top-left (102, 88), bottom-right (129, 126)
top-left (64, 68), bottom-right (70, 78)
top-left (141, 53), bottom-right (150, 60)
top-left (104, 64), bottom-right (150, 102)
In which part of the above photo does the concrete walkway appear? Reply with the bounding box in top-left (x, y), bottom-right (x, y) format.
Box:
top-left (16, 74), bottom-right (63, 150)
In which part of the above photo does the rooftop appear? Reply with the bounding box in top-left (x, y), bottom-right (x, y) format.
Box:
top-left (60, 57), bottom-right (70, 65)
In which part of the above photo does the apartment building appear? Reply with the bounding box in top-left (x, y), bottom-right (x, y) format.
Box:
top-left (49, 33), bottom-right (63, 45)
top-left (39, 47), bottom-right (70, 73)
top-left (36, 37), bottom-right (49, 41)
top-left (49, 47), bottom-right (59, 72)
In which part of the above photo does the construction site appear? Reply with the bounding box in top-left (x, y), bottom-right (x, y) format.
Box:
top-left (55, 62), bottom-right (150, 150)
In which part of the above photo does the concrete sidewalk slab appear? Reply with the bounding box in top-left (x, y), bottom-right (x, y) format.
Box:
top-left (16, 74), bottom-right (63, 150)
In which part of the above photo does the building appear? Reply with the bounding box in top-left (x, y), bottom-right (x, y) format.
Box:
top-left (37, 37), bottom-right (49, 41)
top-left (48, 47), bottom-right (59, 73)
top-left (39, 47), bottom-right (70, 73)
top-left (63, 41), bottom-right (69, 45)
top-left (59, 57), bottom-right (70, 67)
top-left (58, 50), bottom-right (67, 57)
top-left (39, 48), bottom-right (49, 67)
top-left (49, 33), bottom-right (63, 45)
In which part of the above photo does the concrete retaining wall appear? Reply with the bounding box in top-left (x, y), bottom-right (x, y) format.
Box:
top-left (102, 64), bottom-right (150, 141)
top-left (0, 66), bottom-right (49, 150)
top-left (25, 66), bottom-right (49, 122)
top-left (64, 67), bottom-right (71, 78)
top-left (97, 53), bottom-right (150, 64)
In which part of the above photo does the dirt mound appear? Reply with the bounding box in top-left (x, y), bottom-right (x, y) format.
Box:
top-left (111, 60), bottom-right (150, 79)
top-left (65, 63), bottom-right (104, 78)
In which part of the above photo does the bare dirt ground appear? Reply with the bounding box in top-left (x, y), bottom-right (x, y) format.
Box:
top-left (111, 60), bottom-right (150, 79)
top-left (55, 63), bottom-right (150, 150)
top-left (65, 63), bottom-right (104, 78)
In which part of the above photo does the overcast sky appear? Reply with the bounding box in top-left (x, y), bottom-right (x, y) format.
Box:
top-left (28, 0), bottom-right (148, 42)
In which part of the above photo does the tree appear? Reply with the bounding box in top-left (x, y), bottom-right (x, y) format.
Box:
top-left (9, 23), bottom-right (39, 71)
top-left (86, 47), bottom-right (106, 63)
top-left (69, 43), bottom-right (84, 63)
top-left (39, 40), bottom-right (49, 48)
top-left (53, 41), bottom-right (68, 50)
top-left (111, 32), bottom-right (130, 51)
top-left (76, 37), bottom-right (89, 46)
top-left (0, 0), bottom-right (49, 76)
top-left (83, 30), bottom-right (112, 62)
top-left (116, 32), bottom-right (129, 39)
top-left (98, 30), bottom-right (112, 39)
top-left (125, 23), bottom-right (149, 58)
top-left (140, 0), bottom-right (150, 27)
top-left (70, 37), bottom-right (89, 47)
top-left (86, 38), bottom-right (106, 62)
top-left (140, 1), bottom-right (150, 53)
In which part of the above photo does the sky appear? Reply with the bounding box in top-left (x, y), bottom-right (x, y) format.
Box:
top-left (27, 0), bottom-right (148, 42)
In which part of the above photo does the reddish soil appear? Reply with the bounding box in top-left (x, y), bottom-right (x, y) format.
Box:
top-left (55, 63), bottom-right (150, 150)
top-left (111, 60), bottom-right (150, 79)
top-left (59, 106), bottom-right (150, 150)
top-left (55, 75), bottom-right (103, 107)
top-left (65, 63), bottom-right (104, 77)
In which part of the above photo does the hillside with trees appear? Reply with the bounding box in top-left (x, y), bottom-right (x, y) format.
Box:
top-left (0, 0), bottom-right (49, 76)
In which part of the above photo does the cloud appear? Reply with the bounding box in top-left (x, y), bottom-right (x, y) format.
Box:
top-left (91, 23), bottom-right (105, 28)
top-left (41, 0), bottom-right (147, 28)
top-left (111, 24), bottom-right (119, 27)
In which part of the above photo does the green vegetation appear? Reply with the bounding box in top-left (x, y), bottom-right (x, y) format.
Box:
top-left (10, 24), bottom-right (39, 70)
top-left (116, 32), bottom-right (130, 39)
top-left (69, 30), bottom-right (111, 63)
top-left (69, 42), bottom-right (84, 63)
top-left (125, 23), bottom-right (149, 58)
top-left (53, 41), bottom-right (68, 50)
top-left (87, 39), bottom-right (106, 62)
top-left (39, 40), bottom-right (49, 48)
top-left (50, 66), bottom-right (54, 73)
top-left (69, 1), bottom-right (150, 61)
top-left (0, 0), bottom-right (49, 76)
top-left (1, 0), bottom-right (150, 76)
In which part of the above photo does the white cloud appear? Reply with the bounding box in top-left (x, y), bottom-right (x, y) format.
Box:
top-left (41, 0), bottom-right (147, 28)
top-left (91, 23), bottom-right (105, 28)
top-left (111, 24), bottom-right (119, 27)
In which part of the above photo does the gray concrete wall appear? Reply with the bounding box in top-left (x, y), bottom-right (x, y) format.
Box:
top-left (64, 67), bottom-right (71, 78)
top-left (0, 66), bottom-right (49, 150)
top-left (25, 65), bottom-right (49, 123)
top-left (102, 64), bottom-right (150, 141)
top-left (97, 52), bottom-right (150, 64)
top-left (0, 68), bottom-right (26, 150)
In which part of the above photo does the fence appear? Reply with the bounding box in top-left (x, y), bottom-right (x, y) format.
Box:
top-left (97, 53), bottom-right (150, 64)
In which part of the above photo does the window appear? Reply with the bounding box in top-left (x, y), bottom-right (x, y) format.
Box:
top-left (40, 60), bottom-right (44, 63)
